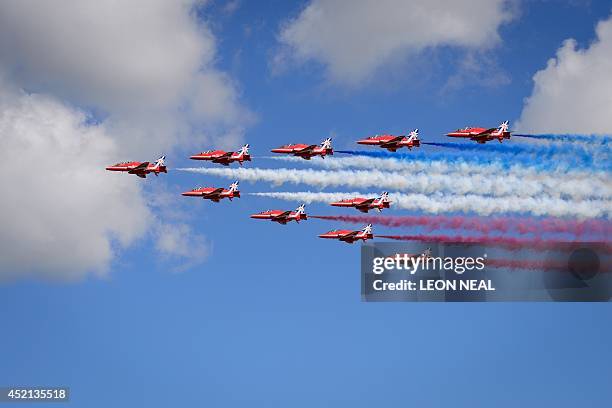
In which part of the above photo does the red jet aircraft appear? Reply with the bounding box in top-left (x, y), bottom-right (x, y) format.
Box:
top-left (250, 204), bottom-right (307, 225)
top-left (330, 192), bottom-right (390, 213)
top-left (106, 156), bottom-right (167, 178)
top-left (319, 224), bottom-right (373, 244)
top-left (182, 181), bottom-right (240, 202)
top-left (271, 138), bottom-right (333, 159)
top-left (357, 129), bottom-right (420, 152)
top-left (446, 121), bottom-right (510, 143)
top-left (190, 144), bottom-right (251, 165)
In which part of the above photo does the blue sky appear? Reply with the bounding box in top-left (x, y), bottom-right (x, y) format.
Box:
top-left (1, 1), bottom-right (612, 407)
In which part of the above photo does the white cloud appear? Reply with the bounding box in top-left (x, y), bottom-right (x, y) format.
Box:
top-left (516, 15), bottom-right (612, 134)
top-left (155, 223), bottom-right (210, 273)
top-left (0, 1), bottom-right (248, 279)
top-left (0, 0), bottom-right (252, 155)
top-left (0, 82), bottom-right (151, 281)
top-left (276, 0), bottom-right (515, 85)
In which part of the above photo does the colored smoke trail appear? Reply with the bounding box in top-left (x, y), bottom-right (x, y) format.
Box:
top-left (335, 150), bottom-right (611, 172)
top-left (375, 234), bottom-right (612, 252)
top-left (177, 166), bottom-right (611, 200)
top-left (514, 134), bottom-right (612, 145)
top-left (421, 141), bottom-right (606, 168)
top-left (250, 191), bottom-right (611, 219)
top-left (310, 215), bottom-right (612, 238)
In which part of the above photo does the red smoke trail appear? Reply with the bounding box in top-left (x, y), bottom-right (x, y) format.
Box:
top-left (375, 234), bottom-right (612, 252)
top-left (310, 215), bottom-right (611, 238)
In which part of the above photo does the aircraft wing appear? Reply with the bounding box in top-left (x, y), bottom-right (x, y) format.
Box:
top-left (380, 136), bottom-right (404, 147)
top-left (296, 145), bottom-right (318, 154)
top-left (128, 162), bottom-right (150, 176)
top-left (475, 128), bottom-right (497, 136)
top-left (213, 152), bottom-right (233, 161)
top-left (339, 231), bottom-right (360, 240)
top-left (355, 198), bottom-right (375, 209)
top-left (272, 211), bottom-right (292, 220)
top-left (202, 188), bottom-right (224, 198)
top-left (128, 162), bottom-right (149, 173)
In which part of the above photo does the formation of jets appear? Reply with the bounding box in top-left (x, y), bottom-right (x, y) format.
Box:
top-left (105, 120), bottom-right (512, 243)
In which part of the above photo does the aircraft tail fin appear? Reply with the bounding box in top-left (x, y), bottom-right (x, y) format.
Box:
top-left (238, 144), bottom-right (250, 158)
top-left (153, 155), bottom-right (167, 172)
top-left (375, 192), bottom-right (390, 209)
top-left (494, 121), bottom-right (509, 135)
top-left (228, 181), bottom-right (240, 198)
top-left (321, 137), bottom-right (333, 155)
top-left (295, 204), bottom-right (307, 221)
top-left (154, 155), bottom-right (165, 167)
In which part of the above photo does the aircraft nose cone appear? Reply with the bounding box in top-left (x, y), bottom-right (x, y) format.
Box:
top-left (181, 192), bottom-right (190, 196)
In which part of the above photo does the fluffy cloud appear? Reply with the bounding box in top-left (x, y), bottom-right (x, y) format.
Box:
top-left (0, 0), bottom-right (252, 155)
top-left (0, 0), bottom-right (207, 110)
top-left (516, 15), bottom-right (612, 134)
top-left (0, 1), bottom-right (246, 279)
top-left (155, 223), bottom-right (211, 273)
top-left (276, 0), bottom-right (515, 85)
top-left (0, 82), bottom-right (151, 281)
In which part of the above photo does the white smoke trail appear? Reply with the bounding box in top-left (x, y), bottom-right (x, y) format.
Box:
top-left (178, 166), bottom-right (611, 201)
top-left (250, 191), bottom-right (612, 219)
top-left (266, 156), bottom-right (609, 186)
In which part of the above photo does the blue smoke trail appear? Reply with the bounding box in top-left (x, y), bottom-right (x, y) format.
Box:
top-left (514, 133), bottom-right (611, 145)
top-left (420, 141), bottom-right (608, 170)
top-left (336, 148), bottom-right (611, 172)
top-left (423, 141), bottom-right (603, 157)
